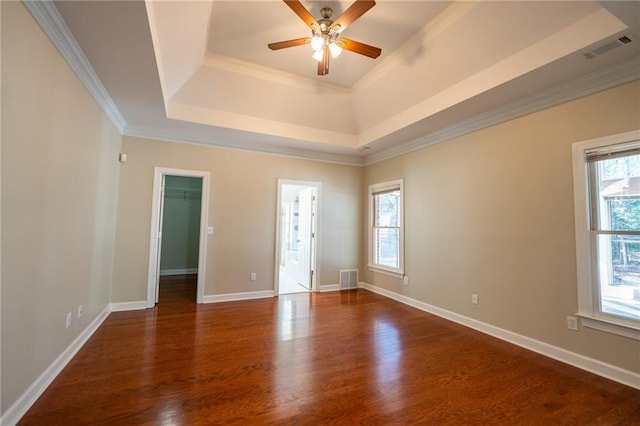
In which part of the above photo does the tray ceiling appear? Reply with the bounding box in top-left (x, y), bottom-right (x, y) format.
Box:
top-left (49, 1), bottom-right (640, 164)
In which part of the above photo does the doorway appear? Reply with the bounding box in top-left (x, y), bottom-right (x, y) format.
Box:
top-left (147, 167), bottom-right (210, 307)
top-left (159, 175), bottom-right (202, 302)
top-left (276, 180), bottom-right (320, 295)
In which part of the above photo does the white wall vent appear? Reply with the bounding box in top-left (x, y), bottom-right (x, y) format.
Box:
top-left (340, 269), bottom-right (358, 290)
top-left (583, 35), bottom-right (632, 59)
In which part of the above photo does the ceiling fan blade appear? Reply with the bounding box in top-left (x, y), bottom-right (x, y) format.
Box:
top-left (329, 0), bottom-right (375, 33)
top-left (318, 45), bottom-right (330, 75)
top-left (283, 0), bottom-right (318, 28)
top-left (338, 37), bottom-right (381, 59)
top-left (268, 37), bottom-right (311, 50)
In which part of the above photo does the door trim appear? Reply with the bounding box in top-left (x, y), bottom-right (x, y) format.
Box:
top-left (146, 167), bottom-right (210, 306)
top-left (274, 179), bottom-right (322, 294)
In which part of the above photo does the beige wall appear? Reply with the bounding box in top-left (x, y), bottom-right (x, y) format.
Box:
top-left (111, 137), bottom-right (362, 302)
top-left (362, 79), bottom-right (640, 373)
top-left (1, 1), bottom-right (122, 413)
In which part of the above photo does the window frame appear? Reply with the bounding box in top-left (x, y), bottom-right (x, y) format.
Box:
top-left (572, 130), bottom-right (640, 340)
top-left (368, 179), bottom-right (404, 278)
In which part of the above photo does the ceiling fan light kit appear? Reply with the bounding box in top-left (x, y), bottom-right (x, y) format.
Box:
top-left (268, 0), bottom-right (382, 76)
top-left (329, 42), bottom-right (343, 58)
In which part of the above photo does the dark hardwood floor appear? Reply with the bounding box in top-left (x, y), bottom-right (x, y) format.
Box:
top-left (19, 276), bottom-right (640, 425)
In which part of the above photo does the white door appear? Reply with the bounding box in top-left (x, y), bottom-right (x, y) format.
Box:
top-left (296, 187), bottom-right (314, 289)
top-left (155, 174), bottom-right (166, 303)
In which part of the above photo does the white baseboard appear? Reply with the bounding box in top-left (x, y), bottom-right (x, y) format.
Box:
top-left (109, 301), bottom-right (148, 311)
top-left (159, 268), bottom-right (198, 276)
top-left (202, 290), bottom-right (275, 303)
top-left (319, 284), bottom-right (340, 292)
top-left (359, 282), bottom-right (640, 390)
top-left (1, 306), bottom-right (111, 426)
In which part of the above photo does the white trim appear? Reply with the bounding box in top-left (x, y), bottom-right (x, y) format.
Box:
top-left (147, 167), bottom-right (210, 307)
top-left (204, 53), bottom-right (351, 97)
top-left (146, 169), bottom-right (164, 307)
top-left (579, 316), bottom-right (640, 340)
top-left (364, 58), bottom-right (640, 166)
top-left (367, 266), bottom-right (403, 279)
top-left (360, 282), bottom-right (640, 390)
top-left (109, 301), bottom-right (148, 312)
top-left (202, 290), bottom-right (275, 303)
top-left (159, 268), bottom-right (198, 277)
top-left (319, 284), bottom-right (340, 292)
top-left (167, 101), bottom-right (358, 150)
top-left (22, 0), bottom-right (126, 133)
top-left (572, 130), bottom-right (640, 339)
top-left (274, 180), bottom-right (322, 295)
top-left (123, 125), bottom-right (364, 167)
top-left (0, 306), bottom-right (111, 426)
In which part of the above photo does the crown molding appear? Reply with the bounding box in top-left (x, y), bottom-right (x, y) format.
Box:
top-left (123, 125), bottom-right (365, 167)
top-left (23, 0), bottom-right (127, 133)
top-left (203, 53), bottom-right (352, 98)
top-left (167, 100), bottom-right (358, 148)
top-left (364, 57), bottom-right (640, 166)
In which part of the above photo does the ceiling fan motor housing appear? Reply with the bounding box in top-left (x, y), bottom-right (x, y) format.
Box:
top-left (316, 7), bottom-right (335, 33)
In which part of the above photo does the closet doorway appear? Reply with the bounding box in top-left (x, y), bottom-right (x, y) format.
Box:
top-left (276, 180), bottom-right (321, 295)
top-left (146, 168), bottom-right (210, 306)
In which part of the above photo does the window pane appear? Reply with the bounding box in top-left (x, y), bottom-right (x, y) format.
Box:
top-left (374, 228), bottom-right (399, 269)
top-left (596, 234), bottom-right (640, 321)
top-left (609, 199), bottom-right (640, 231)
top-left (591, 154), bottom-right (640, 231)
top-left (374, 190), bottom-right (400, 227)
top-left (601, 154), bottom-right (640, 180)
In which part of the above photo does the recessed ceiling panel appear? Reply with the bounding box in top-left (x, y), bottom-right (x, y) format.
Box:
top-left (207, 1), bottom-right (451, 87)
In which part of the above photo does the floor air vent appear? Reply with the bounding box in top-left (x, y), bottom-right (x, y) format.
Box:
top-left (340, 269), bottom-right (358, 290)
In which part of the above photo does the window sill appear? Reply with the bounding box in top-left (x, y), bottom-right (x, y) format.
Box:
top-left (576, 314), bottom-right (640, 341)
top-left (367, 265), bottom-right (403, 279)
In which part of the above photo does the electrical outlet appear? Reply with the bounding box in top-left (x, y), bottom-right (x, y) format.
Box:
top-left (66, 312), bottom-right (72, 329)
top-left (472, 294), bottom-right (479, 305)
top-left (403, 276), bottom-right (409, 286)
top-left (250, 272), bottom-right (257, 281)
top-left (567, 315), bottom-right (579, 331)
top-left (77, 305), bottom-right (83, 319)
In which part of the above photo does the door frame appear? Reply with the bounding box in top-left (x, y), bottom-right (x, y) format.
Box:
top-left (274, 179), bottom-right (322, 294)
top-left (146, 167), bottom-right (210, 306)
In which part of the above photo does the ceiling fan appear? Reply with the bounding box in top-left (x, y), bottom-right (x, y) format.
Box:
top-left (268, 0), bottom-right (382, 76)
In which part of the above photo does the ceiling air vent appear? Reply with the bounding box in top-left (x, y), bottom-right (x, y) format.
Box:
top-left (618, 35), bottom-right (632, 44)
top-left (583, 35), bottom-right (633, 59)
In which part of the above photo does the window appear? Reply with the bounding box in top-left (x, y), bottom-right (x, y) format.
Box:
top-left (369, 180), bottom-right (404, 276)
top-left (572, 130), bottom-right (640, 339)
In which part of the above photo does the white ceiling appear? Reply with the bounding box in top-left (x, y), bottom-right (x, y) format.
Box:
top-left (207, 1), bottom-right (451, 87)
top-left (50, 1), bottom-right (640, 164)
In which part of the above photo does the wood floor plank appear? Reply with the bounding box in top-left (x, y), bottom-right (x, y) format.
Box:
top-left (18, 278), bottom-right (640, 425)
